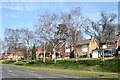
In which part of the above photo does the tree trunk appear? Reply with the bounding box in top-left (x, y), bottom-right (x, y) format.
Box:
top-left (75, 46), bottom-right (77, 63)
top-left (43, 42), bottom-right (46, 63)
top-left (53, 49), bottom-right (56, 64)
top-left (102, 50), bottom-right (104, 66)
top-left (43, 51), bottom-right (45, 63)
top-left (99, 45), bottom-right (102, 60)
top-left (75, 30), bottom-right (77, 63)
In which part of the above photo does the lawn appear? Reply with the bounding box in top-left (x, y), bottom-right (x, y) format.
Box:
top-left (1, 58), bottom-right (120, 73)
top-left (85, 58), bottom-right (100, 60)
top-left (65, 58), bottom-right (85, 61)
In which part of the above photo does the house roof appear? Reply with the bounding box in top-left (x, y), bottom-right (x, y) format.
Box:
top-left (76, 39), bottom-right (92, 45)
top-left (101, 35), bottom-right (119, 43)
top-left (2, 52), bottom-right (11, 57)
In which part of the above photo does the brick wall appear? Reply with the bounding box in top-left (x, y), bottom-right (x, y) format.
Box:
top-left (37, 48), bottom-right (43, 58)
top-left (76, 45), bottom-right (82, 57)
top-left (88, 39), bottom-right (99, 58)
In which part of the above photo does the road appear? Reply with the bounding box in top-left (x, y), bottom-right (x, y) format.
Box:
top-left (1, 66), bottom-right (117, 80)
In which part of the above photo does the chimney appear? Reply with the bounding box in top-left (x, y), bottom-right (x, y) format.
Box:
top-left (117, 32), bottom-right (120, 36)
top-left (118, 32), bottom-right (120, 35)
top-left (91, 36), bottom-right (93, 40)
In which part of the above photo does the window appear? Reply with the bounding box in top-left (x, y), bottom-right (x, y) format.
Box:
top-left (66, 43), bottom-right (70, 49)
top-left (82, 52), bottom-right (87, 55)
top-left (108, 42), bottom-right (115, 46)
top-left (66, 46), bottom-right (70, 49)
top-left (66, 52), bottom-right (70, 56)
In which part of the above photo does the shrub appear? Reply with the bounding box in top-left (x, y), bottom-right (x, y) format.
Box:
top-left (14, 61), bottom-right (25, 65)
top-left (2, 60), bottom-right (15, 64)
top-left (1, 60), bottom-right (6, 63)
top-left (45, 57), bottom-right (49, 59)
top-left (17, 58), bottom-right (21, 61)
top-left (25, 60), bottom-right (37, 64)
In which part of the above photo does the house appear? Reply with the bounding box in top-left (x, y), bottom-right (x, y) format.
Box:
top-left (1, 50), bottom-right (24, 60)
top-left (36, 46), bottom-right (52, 59)
top-left (1, 51), bottom-right (11, 60)
top-left (76, 36), bottom-right (99, 58)
top-left (8, 51), bottom-right (24, 60)
top-left (61, 36), bottom-right (99, 58)
top-left (92, 32), bottom-right (120, 57)
top-left (101, 34), bottom-right (120, 57)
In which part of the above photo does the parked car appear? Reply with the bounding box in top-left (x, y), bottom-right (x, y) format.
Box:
top-left (104, 54), bottom-right (113, 57)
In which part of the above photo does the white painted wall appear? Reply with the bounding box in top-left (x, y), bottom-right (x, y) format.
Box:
top-left (102, 45), bottom-right (107, 49)
top-left (82, 45), bottom-right (88, 55)
top-left (40, 54), bottom-right (43, 58)
top-left (65, 49), bottom-right (70, 52)
top-left (92, 50), bottom-right (99, 58)
top-left (52, 54), bottom-right (55, 59)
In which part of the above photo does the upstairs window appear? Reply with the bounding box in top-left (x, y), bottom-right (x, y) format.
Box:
top-left (108, 41), bottom-right (115, 46)
top-left (66, 43), bottom-right (70, 49)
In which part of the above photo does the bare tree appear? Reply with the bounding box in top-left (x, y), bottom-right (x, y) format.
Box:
top-left (4, 29), bottom-right (21, 61)
top-left (0, 39), bottom-right (6, 54)
top-left (61, 7), bottom-right (85, 63)
top-left (0, 39), bottom-right (4, 57)
top-left (20, 28), bottom-right (34, 60)
top-left (85, 12), bottom-right (117, 62)
top-left (35, 13), bottom-right (65, 64)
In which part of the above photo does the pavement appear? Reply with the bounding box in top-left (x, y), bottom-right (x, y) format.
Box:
top-left (0, 66), bottom-right (118, 80)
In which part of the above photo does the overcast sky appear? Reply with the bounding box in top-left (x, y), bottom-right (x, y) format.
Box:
top-left (0, 2), bottom-right (118, 40)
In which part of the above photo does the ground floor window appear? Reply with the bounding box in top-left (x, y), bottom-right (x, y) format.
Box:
top-left (66, 52), bottom-right (70, 57)
top-left (82, 52), bottom-right (87, 55)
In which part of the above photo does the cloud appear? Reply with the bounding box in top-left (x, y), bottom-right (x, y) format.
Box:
top-left (1, 2), bottom-right (34, 11)
top-left (2, 5), bottom-right (24, 10)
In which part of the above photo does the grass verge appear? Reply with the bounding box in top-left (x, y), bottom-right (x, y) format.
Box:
top-left (2, 64), bottom-right (119, 79)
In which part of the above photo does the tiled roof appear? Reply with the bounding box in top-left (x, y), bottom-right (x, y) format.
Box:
top-left (101, 35), bottom-right (119, 43)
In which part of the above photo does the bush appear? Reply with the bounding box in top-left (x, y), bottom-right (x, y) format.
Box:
top-left (1, 60), bottom-right (6, 63)
top-left (14, 61), bottom-right (25, 65)
top-left (17, 58), bottom-right (21, 61)
top-left (1, 60), bottom-right (16, 64)
top-left (25, 60), bottom-right (37, 64)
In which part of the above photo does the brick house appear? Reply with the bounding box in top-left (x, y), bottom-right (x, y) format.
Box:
top-left (61, 36), bottom-right (99, 58)
top-left (92, 33), bottom-right (120, 57)
top-left (1, 50), bottom-right (24, 60)
top-left (101, 34), bottom-right (120, 56)
top-left (8, 51), bottom-right (24, 60)
top-left (36, 46), bottom-right (52, 59)
top-left (1, 51), bottom-right (11, 60)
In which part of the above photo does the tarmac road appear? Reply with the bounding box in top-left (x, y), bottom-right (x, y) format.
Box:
top-left (1, 66), bottom-right (117, 80)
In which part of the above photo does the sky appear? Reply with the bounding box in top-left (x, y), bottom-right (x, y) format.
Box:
top-left (0, 2), bottom-right (118, 41)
